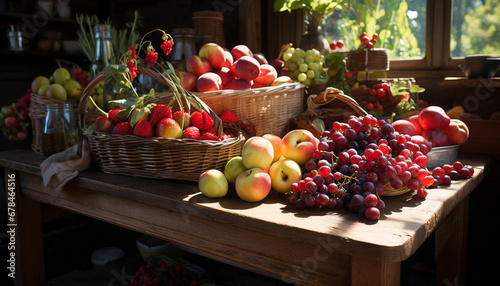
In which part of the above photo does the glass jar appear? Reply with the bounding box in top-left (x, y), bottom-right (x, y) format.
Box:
top-left (90, 24), bottom-right (114, 79)
top-left (42, 103), bottom-right (80, 157)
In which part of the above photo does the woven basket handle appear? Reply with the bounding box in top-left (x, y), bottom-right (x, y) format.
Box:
top-left (78, 73), bottom-right (106, 131)
top-left (305, 87), bottom-right (368, 117)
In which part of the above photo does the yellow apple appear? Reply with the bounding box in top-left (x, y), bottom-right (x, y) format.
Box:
top-left (235, 168), bottom-right (271, 202)
top-left (198, 169), bottom-right (228, 198)
top-left (262, 134), bottom-right (282, 162)
top-left (280, 129), bottom-right (318, 165)
top-left (269, 159), bottom-right (302, 194)
top-left (224, 156), bottom-right (248, 184)
top-left (241, 136), bottom-right (274, 169)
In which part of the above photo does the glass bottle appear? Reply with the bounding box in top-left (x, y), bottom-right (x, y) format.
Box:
top-left (90, 24), bottom-right (113, 79)
top-left (42, 103), bottom-right (79, 157)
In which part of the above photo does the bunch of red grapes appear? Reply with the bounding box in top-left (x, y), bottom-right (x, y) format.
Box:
top-left (366, 82), bottom-right (392, 112)
top-left (288, 114), bottom-right (435, 221)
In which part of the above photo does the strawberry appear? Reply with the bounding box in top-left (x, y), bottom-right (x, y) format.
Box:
top-left (200, 132), bottom-right (220, 141)
top-left (112, 122), bottom-right (132, 135)
top-left (202, 126), bottom-right (216, 135)
top-left (220, 110), bottom-right (237, 123)
top-left (190, 111), bottom-right (214, 130)
top-left (221, 132), bottom-right (235, 140)
top-left (149, 104), bottom-right (172, 127)
top-left (133, 120), bottom-right (154, 137)
top-left (108, 109), bottom-right (125, 124)
top-left (182, 126), bottom-right (201, 140)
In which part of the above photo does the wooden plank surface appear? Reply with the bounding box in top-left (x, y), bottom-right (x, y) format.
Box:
top-left (0, 149), bottom-right (493, 285)
top-left (0, 149), bottom-right (491, 260)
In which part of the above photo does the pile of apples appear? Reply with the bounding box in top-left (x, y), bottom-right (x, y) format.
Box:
top-left (198, 129), bottom-right (318, 202)
top-left (31, 66), bottom-right (85, 103)
top-left (392, 106), bottom-right (469, 147)
top-left (94, 103), bottom-right (238, 141)
top-left (178, 43), bottom-right (291, 92)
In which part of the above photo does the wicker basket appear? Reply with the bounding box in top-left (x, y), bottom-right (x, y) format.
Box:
top-left (346, 48), bottom-right (389, 72)
top-left (292, 87), bottom-right (410, 196)
top-left (78, 67), bottom-right (246, 182)
top-left (28, 93), bottom-right (66, 154)
top-left (152, 83), bottom-right (305, 138)
top-left (193, 10), bottom-right (225, 49)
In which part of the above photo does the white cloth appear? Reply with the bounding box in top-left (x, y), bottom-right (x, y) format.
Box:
top-left (40, 139), bottom-right (92, 195)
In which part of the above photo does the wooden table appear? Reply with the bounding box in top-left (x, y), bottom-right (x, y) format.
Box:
top-left (1, 149), bottom-right (492, 286)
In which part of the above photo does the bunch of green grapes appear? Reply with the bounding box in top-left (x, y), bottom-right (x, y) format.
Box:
top-left (282, 47), bottom-right (328, 86)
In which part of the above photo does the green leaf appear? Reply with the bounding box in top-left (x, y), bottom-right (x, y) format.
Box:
top-left (410, 85), bottom-right (425, 94)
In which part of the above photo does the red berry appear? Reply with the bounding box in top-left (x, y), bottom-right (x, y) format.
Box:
top-left (366, 102), bottom-right (373, 110)
top-left (329, 42), bottom-right (336, 50)
top-left (133, 120), bottom-right (154, 137)
top-left (182, 126), bottom-right (201, 140)
top-left (200, 132), bottom-right (220, 141)
top-left (219, 110), bottom-right (237, 123)
top-left (336, 40), bottom-right (344, 48)
top-left (191, 111), bottom-right (214, 130)
top-left (361, 36), bottom-right (370, 45)
top-left (149, 104), bottom-right (172, 127)
top-left (376, 88), bottom-right (386, 98)
top-left (369, 89), bottom-right (377, 96)
top-left (375, 104), bottom-right (383, 112)
top-left (367, 41), bottom-right (375, 49)
top-left (382, 82), bottom-right (390, 90)
top-left (112, 122), bottom-right (132, 135)
top-left (372, 33), bottom-right (378, 39)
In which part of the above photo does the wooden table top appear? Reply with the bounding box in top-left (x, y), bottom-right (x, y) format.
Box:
top-left (0, 149), bottom-right (492, 264)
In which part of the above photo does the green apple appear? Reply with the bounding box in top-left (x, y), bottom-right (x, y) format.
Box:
top-left (37, 84), bottom-right (50, 97)
top-left (52, 68), bottom-right (71, 84)
top-left (64, 79), bottom-right (83, 100)
top-left (235, 168), bottom-right (271, 202)
top-left (268, 159), bottom-right (302, 194)
top-left (31, 76), bottom-right (51, 94)
top-left (224, 156), bottom-right (248, 184)
top-left (46, 83), bottom-right (67, 102)
top-left (198, 169), bottom-right (228, 198)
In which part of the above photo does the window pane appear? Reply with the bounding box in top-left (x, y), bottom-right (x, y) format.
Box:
top-left (450, 0), bottom-right (500, 58)
top-left (324, 0), bottom-right (426, 59)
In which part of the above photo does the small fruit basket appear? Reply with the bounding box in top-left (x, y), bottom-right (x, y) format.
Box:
top-left (79, 66), bottom-right (246, 182)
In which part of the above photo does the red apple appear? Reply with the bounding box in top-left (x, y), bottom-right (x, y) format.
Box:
top-left (421, 129), bottom-right (449, 147)
top-left (222, 50), bottom-right (233, 68)
top-left (196, 72), bottom-right (223, 92)
top-left (186, 55), bottom-right (213, 77)
top-left (253, 64), bottom-right (278, 87)
top-left (269, 59), bottom-right (284, 75)
top-left (177, 71), bottom-right (197, 91)
top-left (418, 106), bottom-right (451, 130)
top-left (406, 114), bottom-right (423, 135)
top-left (231, 44), bottom-right (253, 61)
top-left (410, 135), bottom-right (432, 151)
top-left (280, 129), bottom-right (318, 165)
top-left (199, 43), bottom-right (226, 69)
top-left (216, 67), bottom-right (236, 87)
top-left (268, 159), bottom-right (302, 194)
top-left (155, 117), bottom-right (182, 139)
top-left (224, 78), bottom-right (251, 90)
top-left (235, 168), bottom-right (271, 202)
top-left (392, 119), bottom-right (416, 136)
top-left (443, 119), bottom-right (469, 144)
top-left (234, 56), bottom-right (261, 81)
top-left (253, 53), bottom-right (268, 65)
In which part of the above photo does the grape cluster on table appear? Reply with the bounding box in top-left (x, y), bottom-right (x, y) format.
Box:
top-left (287, 114), bottom-right (470, 221)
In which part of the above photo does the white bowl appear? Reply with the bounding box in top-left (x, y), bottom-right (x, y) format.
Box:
top-left (136, 235), bottom-right (183, 261)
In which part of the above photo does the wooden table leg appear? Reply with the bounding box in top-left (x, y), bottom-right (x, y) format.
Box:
top-left (351, 256), bottom-right (401, 286)
top-left (5, 169), bottom-right (46, 286)
top-left (435, 197), bottom-right (469, 286)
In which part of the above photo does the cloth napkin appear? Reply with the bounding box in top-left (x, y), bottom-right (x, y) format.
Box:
top-left (40, 139), bottom-right (92, 195)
